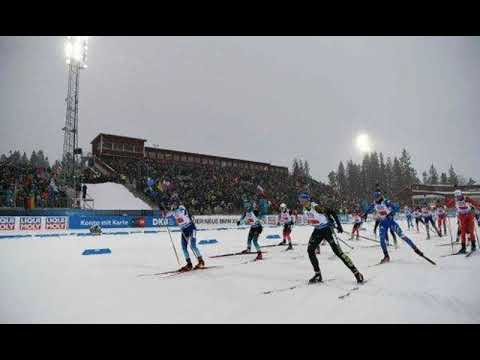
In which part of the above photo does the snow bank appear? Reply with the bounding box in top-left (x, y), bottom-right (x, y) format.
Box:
top-left (1, 220), bottom-right (479, 323)
top-left (84, 182), bottom-right (152, 210)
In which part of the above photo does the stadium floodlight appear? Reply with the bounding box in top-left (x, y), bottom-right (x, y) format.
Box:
top-left (62, 36), bottom-right (90, 199)
top-left (64, 36), bottom-right (89, 69)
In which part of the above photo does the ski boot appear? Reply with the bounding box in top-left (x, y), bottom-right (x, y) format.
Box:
top-left (278, 240), bottom-right (286, 246)
top-left (286, 243), bottom-right (293, 251)
top-left (255, 252), bottom-right (263, 261)
top-left (308, 272), bottom-right (322, 284)
top-left (414, 248), bottom-right (424, 257)
top-left (241, 248), bottom-right (251, 254)
top-left (380, 255), bottom-right (390, 264)
top-left (471, 242), bottom-right (477, 252)
top-left (179, 260), bottom-right (193, 272)
top-left (456, 245), bottom-right (467, 254)
top-left (354, 271), bottom-right (364, 284)
top-left (194, 256), bottom-right (205, 269)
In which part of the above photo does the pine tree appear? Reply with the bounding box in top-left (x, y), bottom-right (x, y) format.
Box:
top-left (467, 178), bottom-right (476, 185)
top-left (298, 159), bottom-right (305, 177)
top-left (379, 152), bottom-right (386, 188)
top-left (399, 149), bottom-right (416, 188)
top-left (428, 164), bottom-right (439, 185)
top-left (360, 154), bottom-right (371, 198)
top-left (327, 171), bottom-right (337, 191)
top-left (384, 157), bottom-right (393, 195)
top-left (11, 151), bottom-right (21, 164)
top-left (370, 152), bottom-right (381, 190)
top-left (337, 162), bottom-right (348, 198)
top-left (447, 165), bottom-right (458, 186)
top-left (30, 150), bottom-right (38, 168)
top-left (346, 160), bottom-right (361, 203)
top-left (21, 152), bottom-right (29, 166)
top-left (422, 171), bottom-right (429, 185)
top-left (440, 172), bottom-right (448, 184)
top-left (292, 158), bottom-right (300, 177)
top-left (37, 150), bottom-right (48, 168)
top-left (304, 160), bottom-right (310, 178)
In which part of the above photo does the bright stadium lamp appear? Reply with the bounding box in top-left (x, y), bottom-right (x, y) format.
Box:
top-left (62, 36), bottom-right (90, 198)
top-left (64, 36), bottom-right (89, 68)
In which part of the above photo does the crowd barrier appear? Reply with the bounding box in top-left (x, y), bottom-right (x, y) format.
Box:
top-left (0, 210), bottom-right (457, 234)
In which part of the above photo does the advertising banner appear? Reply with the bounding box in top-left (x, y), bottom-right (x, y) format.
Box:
top-left (0, 216), bottom-right (16, 231)
top-left (45, 216), bottom-right (68, 230)
top-left (19, 216), bottom-right (42, 231)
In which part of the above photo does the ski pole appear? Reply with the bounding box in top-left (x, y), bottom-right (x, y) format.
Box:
top-left (446, 216), bottom-right (455, 255)
top-left (163, 214), bottom-right (181, 267)
top-left (334, 231), bottom-right (354, 250)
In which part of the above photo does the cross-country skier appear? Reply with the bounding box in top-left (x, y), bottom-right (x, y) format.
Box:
top-left (445, 190), bottom-right (480, 254)
top-left (172, 203), bottom-right (205, 272)
top-left (364, 190), bottom-right (429, 264)
top-left (421, 203), bottom-right (441, 239)
top-left (374, 209), bottom-right (397, 246)
top-left (404, 206), bottom-right (414, 230)
top-left (350, 210), bottom-right (362, 240)
top-left (277, 203), bottom-right (294, 250)
top-left (435, 202), bottom-right (448, 236)
top-left (298, 193), bottom-right (364, 284)
top-left (412, 207), bottom-right (425, 232)
top-left (237, 204), bottom-right (264, 260)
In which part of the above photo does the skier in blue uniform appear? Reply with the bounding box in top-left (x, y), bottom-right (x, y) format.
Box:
top-left (171, 203), bottom-right (205, 272)
top-left (404, 206), bottom-right (414, 230)
top-left (364, 190), bottom-right (429, 264)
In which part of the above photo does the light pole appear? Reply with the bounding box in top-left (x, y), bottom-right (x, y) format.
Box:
top-left (62, 36), bottom-right (89, 205)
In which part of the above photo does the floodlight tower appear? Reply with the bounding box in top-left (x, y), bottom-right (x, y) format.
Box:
top-left (62, 36), bottom-right (88, 193)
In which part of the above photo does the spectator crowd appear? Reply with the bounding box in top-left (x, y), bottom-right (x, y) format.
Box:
top-left (101, 155), bottom-right (336, 215)
top-left (0, 156), bottom-right (67, 209)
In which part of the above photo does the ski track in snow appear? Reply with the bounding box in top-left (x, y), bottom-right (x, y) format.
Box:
top-left (0, 221), bottom-right (479, 323)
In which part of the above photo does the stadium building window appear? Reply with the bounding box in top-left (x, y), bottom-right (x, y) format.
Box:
top-left (124, 144), bottom-right (134, 152)
top-left (103, 142), bottom-right (113, 150)
top-left (114, 143), bottom-right (123, 151)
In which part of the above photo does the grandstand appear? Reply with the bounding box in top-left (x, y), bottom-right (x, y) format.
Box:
top-left (85, 133), bottom-right (333, 214)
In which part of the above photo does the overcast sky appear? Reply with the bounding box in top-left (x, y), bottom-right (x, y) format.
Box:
top-left (1, 36), bottom-right (479, 182)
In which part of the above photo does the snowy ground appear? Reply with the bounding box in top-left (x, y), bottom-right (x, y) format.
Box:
top-left (1, 220), bottom-right (479, 324)
top-left (84, 182), bottom-right (152, 210)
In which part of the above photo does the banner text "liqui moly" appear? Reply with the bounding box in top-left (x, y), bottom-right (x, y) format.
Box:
top-left (0, 216), bottom-right (16, 231)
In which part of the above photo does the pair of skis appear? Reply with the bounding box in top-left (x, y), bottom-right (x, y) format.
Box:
top-left (138, 265), bottom-right (223, 279)
top-left (368, 252), bottom-right (436, 266)
top-left (262, 278), bottom-right (367, 300)
top-left (209, 250), bottom-right (268, 259)
top-left (440, 249), bottom-right (476, 258)
top-left (262, 278), bottom-right (336, 295)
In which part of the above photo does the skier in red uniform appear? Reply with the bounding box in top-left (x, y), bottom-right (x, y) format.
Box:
top-left (435, 202), bottom-right (448, 237)
top-left (445, 190), bottom-right (480, 254)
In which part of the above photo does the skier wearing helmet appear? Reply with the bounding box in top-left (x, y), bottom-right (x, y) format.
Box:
top-left (445, 189), bottom-right (480, 254)
top-left (277, 203), bottom-right (294, 250)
